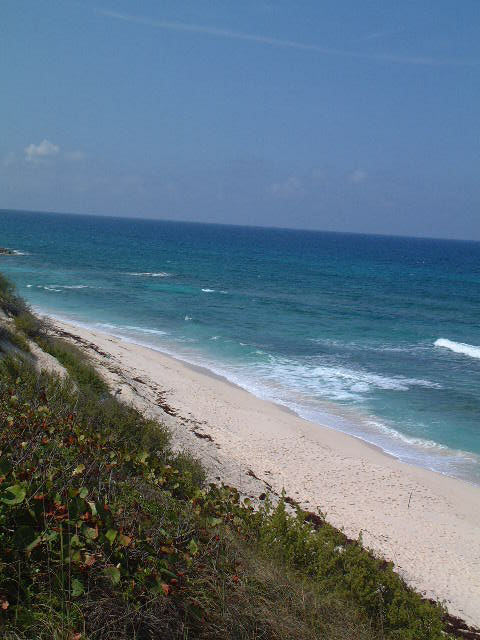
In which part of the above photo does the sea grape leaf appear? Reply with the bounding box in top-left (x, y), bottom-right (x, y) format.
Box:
top-left (84, 526), bottom-right (98, 540)
top-left (104, 566), bottom-right (121, 585)
top-left (87, 501), bottom-right (97, 516)
top-left (187, 539), bottom-right (198, 555)
top-left (1, 484), bottom-right (26, 505)
top-left (71, 578), bottom-right (84, 598)
top-left (105, 529), bottom-right (117, 545)
top-left (118, 533), bottom-right (132, 547)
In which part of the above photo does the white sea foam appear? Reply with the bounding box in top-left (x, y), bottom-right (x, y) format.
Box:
top-left (201, 288), bottom-right (215, 292)
top-left (124, 325), bottom-right (167, 336)
top-left (184, 315), bottom-right (192, 321)
top-left (12, 249), bottom-right (30, 256)
top-left (128, 272), bottom-right (171, 277)
top-left (26, 284), bottom-right (32, 288)
top-left (309, 365), bottom-right (441, 391)
top-left (61, 284), bottom-right (91, 289)
top-left (37, 285), bottom-right (62, 292)
top-left (434, 338), bottom-right (480, 359)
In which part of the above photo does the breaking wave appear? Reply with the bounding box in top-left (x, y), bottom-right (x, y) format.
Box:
top-left (434, 338), bottom-right (480, 360)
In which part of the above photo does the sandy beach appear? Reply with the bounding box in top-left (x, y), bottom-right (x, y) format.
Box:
top-left (45, 317), bottom-right (480, 627)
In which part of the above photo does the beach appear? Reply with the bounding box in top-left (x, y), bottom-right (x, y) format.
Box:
top-left (46, 316), bottom-right (480, 628)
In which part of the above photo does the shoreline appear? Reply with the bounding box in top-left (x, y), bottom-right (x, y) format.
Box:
top-left (41, 310), bottom-right (480, 486)
top-left (44, 315), bottom-right (480, 627)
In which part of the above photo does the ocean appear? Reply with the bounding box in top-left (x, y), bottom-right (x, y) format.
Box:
top-left (1, 209), bottom-right (479, 483)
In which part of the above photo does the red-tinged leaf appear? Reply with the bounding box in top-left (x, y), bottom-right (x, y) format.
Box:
top-left (33, 493), bottom-right (45, 501)
top-left (161, 583), bottom-right (171, 596)
top-left (1, 600), bottom-right (9, 610)
top-left (118, 533), bottom-right (132, 547)
top-left (232, 575), bottom-right (239, 584)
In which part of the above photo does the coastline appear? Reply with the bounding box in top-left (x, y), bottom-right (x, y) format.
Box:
top-left (45, 315), bottom-right (480, 626)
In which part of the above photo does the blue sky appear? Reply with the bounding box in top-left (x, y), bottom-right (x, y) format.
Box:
top-left (1, 0), bottom-right (479, 239)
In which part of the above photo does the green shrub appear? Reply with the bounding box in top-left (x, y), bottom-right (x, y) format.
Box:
top-left (0, 274), bottom-right (28, 317)
top-left (0, 324), bottom-right (30, 352)
top-left (38, 337), bottom-right (108, 394)
top-left (0, 357), bottom-right (381, 640)
top-left (14, 311), bottom-right (45, 339)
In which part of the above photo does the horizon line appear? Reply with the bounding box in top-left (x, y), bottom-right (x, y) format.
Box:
top-left (1, 207), bottom-right (478, 245)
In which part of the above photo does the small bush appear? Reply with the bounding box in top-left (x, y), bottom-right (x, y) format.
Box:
top-left (0, 324), bottom-right (30, 352)
top-left (14, 312), bottom-right (45, 339)
top-left (38, 337), bottom-right (108, 394)
top-left (0, 274), bottom-right (28, 317)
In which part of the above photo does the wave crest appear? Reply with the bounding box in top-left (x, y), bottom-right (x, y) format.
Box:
top-left (128, 272), bottom-right (171, 278)
top-left (434, 338), bottom-right (480, 359)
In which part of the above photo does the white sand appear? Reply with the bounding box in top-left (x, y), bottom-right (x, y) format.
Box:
top-left (45, 318), bottom-right (480, 627)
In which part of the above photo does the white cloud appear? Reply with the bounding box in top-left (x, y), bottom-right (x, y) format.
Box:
top-left (269, 176), bottom-right (305, 199)
top-left (25, 139), bottom-right (60, 163)
top-left (349, 169), bottom-right (367, 184)
top-left (64, 150), bottom-right (86, 162)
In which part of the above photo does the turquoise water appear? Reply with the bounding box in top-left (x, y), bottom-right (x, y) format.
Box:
top-left (1, 209), bottom-right (480, 482)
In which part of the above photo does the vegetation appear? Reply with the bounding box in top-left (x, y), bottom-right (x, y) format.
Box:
top-left (0, 276), bottom-right (452, 639)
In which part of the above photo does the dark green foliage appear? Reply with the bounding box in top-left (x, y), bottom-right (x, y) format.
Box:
top-left (0, 357), bottom-right (382, 640)
top-left (14, 311), bottom-right (45, 339)
top-left (0, 274), bottom-right (28, 317)
top-left (0, 324), bottom-right (30, 352)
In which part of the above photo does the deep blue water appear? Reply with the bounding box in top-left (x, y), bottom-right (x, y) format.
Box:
top-left (1, 209), bottom-right (480, 482)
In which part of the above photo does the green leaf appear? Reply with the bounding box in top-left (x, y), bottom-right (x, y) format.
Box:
top-left (104, 566), bottom-right (121, 585)
top-left (72, 464), bottom-right (85, 476)
top-left (71, 578), bottom-right (84, 597)
top-left (26, 536), bottom-right (43, 553)
top-left (79, 487), bottom-right (88, 499)
top-left (206, 517), bottom-right (222, 528)
top-left (70, 534), bottom-right (81, 548)
top-left (87, 501), bottom-right (97, 516)
top-left (105, 529), bottom-right (117, 545)
top-left (187, 539), bottom-right (199, 555)
top-left (118, 533), bottom-right (132, 547)
top-left (1, 484), bottom-right (26, 505)
top-left (83, 526), bottom-right (98, 540)
top-left (137, 452), bottom-right (149, 465)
